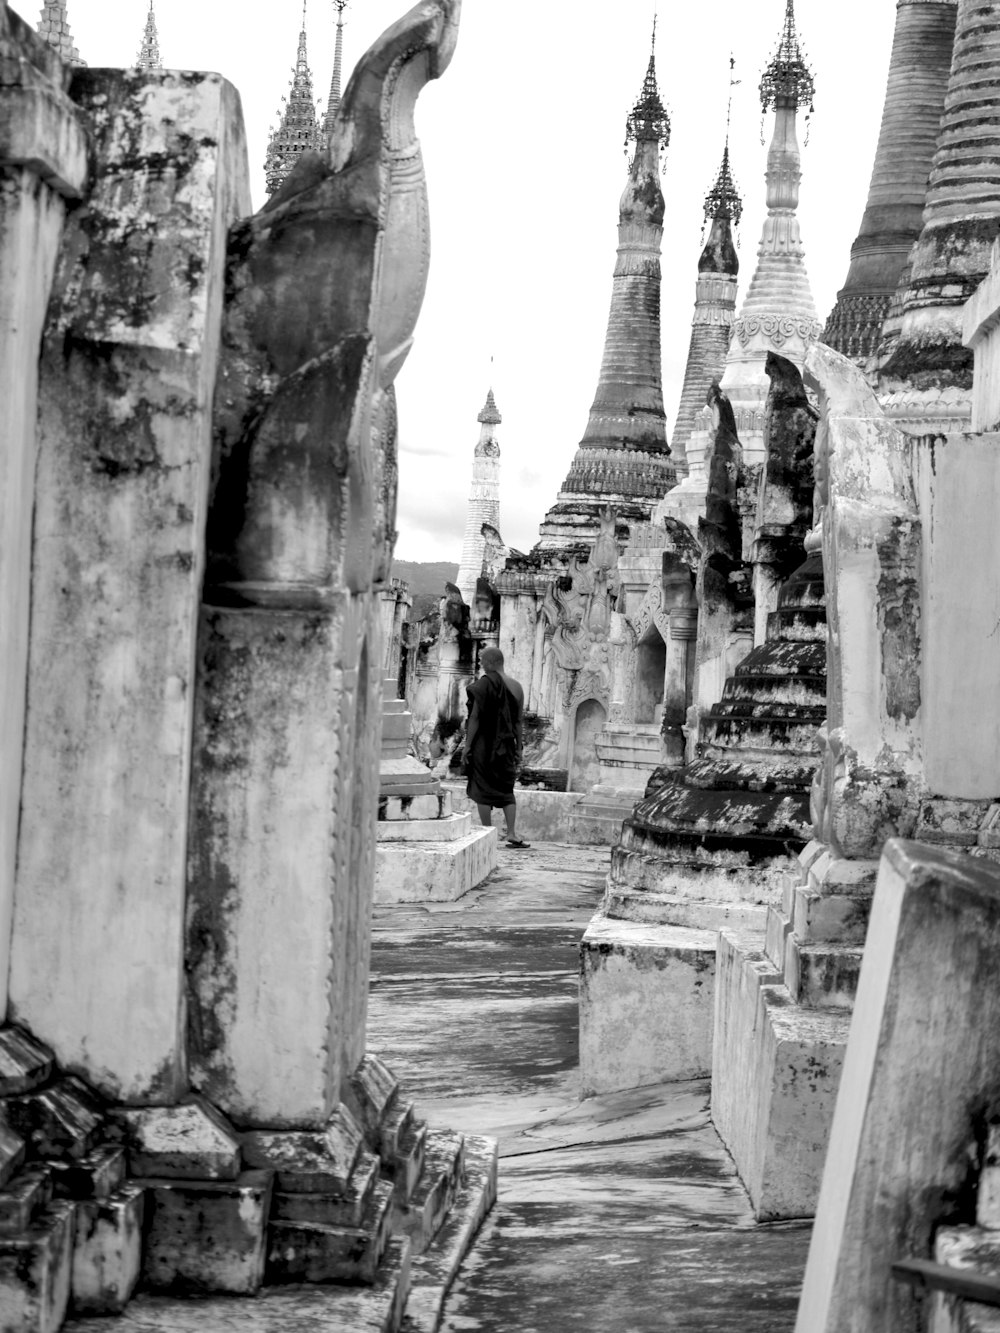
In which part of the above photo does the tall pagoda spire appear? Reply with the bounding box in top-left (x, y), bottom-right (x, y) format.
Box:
top-left (456, 389), bottom-right (503, 608)
top-left (717, 0), bottom-right (821, 461)
top-left (264, 1), bottom-right (322, 198)
top-left (322, 0), bottom-right (349, 145)
top-left (878, 0), bottom-right (1000, 434)
top-left (35, 0), bottom-right (85, 66)
top-left (135, 0), bottom-right (163, 71)
top-left (824, 0), bottom-right (957, 369)
top-left (670, 64), bottom-right (743, 477)
top-left (537, 25), bottom-right (675, 550)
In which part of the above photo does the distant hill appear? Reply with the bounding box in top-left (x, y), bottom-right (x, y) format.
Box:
top-left (391, 560), bottom-right (458, 621)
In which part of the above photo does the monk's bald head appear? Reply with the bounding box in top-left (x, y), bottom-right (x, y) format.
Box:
top-left (480, 647), bottom-right (504, 672)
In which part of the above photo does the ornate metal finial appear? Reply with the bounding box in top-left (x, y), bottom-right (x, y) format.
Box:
top-left (759, 0), bottom-right (815, 113)
top-left (625, 21), bottom-right (670, 157)
top-left (704, 144), bottom-right (742, 227)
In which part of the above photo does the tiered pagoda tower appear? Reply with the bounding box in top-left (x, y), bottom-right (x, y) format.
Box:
top-left (456, 389), bottom-right (503, 609)
top-left (135, 0), bottom-right (163, 71)
top-left (824, 0), bottom-right (957, 368)
top-left (536, 31), bottom-right (675, 550)
top-left (321, 0), bottom-right (349, 145)
top-left (264, 2), bottom-right (322, 197)
top-left (669, 138), bottom-right (742, 477)
top-left (718, 0), bottom-right (821, 461)
top-left (878, 0), bottom-right (1000, 433)
top-left (35, 0), bottom-right (84, 65)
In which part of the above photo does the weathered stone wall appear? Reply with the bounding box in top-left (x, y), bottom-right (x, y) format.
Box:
top-left (9, 69), bottom-right (250, 1102)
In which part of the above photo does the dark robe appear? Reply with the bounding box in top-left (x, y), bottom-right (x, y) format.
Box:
top-left (465, 672), bottom-right (520, 807)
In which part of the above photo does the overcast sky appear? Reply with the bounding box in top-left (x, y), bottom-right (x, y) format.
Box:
top-left (60, 0), bottom-right (898, 563)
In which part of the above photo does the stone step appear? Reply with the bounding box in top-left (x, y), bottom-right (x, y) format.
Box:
top-left (270, 1148), bottom-right (380, 1231)
top-left (401, 1136), bottom-right (498, 1333)
top-left (775, 553), bottom-right (825, 608)
top-left (347, 1055), bottom-right (400, 1149)
top-left (608, 846), bottom-right (794, 906)
top-left (265, 1178), bottom-right (394, 1286)
top-left (734, 639), bottom-right (826, 678)
top-left (722, 673), bottom-right (826, 708)
top-left (71, 1182), bottom-right (145, 1315)
top-left (382, 699), bottom-right (409, 716)
top-left (682, 755), bottom-right (817, 793)
top-left (699, 711), bottom-right (824, 752)
top-left (376, 812), bottom-right (472, 844)
top-left (624, 780), bottom-right (811, 844)
top-left (391, 1129), bottom-right (465, 1257)
top-left (379, 1099), bottom-right (415, 1163)
top-left (785, 941), bottom-right (864, 1011)
top-left (64, 1236), bottom-right (413, 1333)
top-left (766, 605), bottom-right (827, 642)
top-left (708, 698), bottom-right (827, 722)
top-left (602, 885), bottom-right (769, 932)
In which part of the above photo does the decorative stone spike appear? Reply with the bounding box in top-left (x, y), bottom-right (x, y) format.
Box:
top-left (109, 1099), bottom-right (241, 1181)
top-left (0, 1165), bottom-right (52, 1237)
top-left (138, 1170), bottom-right (273, 1296)
top-left (0, 1200), bottom-right (74, 1333)
top-left (6, 1078), bottom-right (101, 1162)
top-left (265, 1179), bottom-right (393, 1285)
top-left (0, 1028), bottom-right (53, 1096)
top-left (70, 1183), bottom-right (144, 1315)
top-left (241, 1107), bottom-right (363, 1194)
top-left (50, 1144), bottom-right (126, 1200)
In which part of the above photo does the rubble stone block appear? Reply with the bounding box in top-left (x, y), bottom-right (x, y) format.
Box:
top-left (138, 1169), bottom-right (273, 1295)
top-left (265, 1179), bottom-right (392, 1285)
top-left (241, 1106), bottom-right (363, 1194)
top-left (580, 914), bottom-right (718, 1095)
top-left (439, 789), bottom-right (453, 818)
top-left (407, 795), bottom-right (439, 820)
top-left (382, 798), bottom-right (405, 821)
top-left (0, 1200), bottom-right (74, 1333)
top-left (110, 1099), bottom-right (240, 1180)
top-left (0, 1030), bottom-right (53, 1097)
top-left (270, 1150), bottom-right (379, 1230)
top-left (0, 1166), bottom-right (52, 1238)
top-left (51, 1144), bottom-right (125, 1200)
top-left (6, 1078), bottom-right (102, 1163)
top-left (70, 1182), bottom-right (144, 1315)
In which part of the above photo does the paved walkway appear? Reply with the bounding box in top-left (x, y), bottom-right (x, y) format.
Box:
top-left (368, 842), bottom-right (811, 1332)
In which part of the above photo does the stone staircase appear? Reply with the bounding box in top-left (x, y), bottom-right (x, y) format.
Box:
top-left (0, 1029), bottom-right (495, 1333)
top-left (580, 551), bottom-right (834, 1097)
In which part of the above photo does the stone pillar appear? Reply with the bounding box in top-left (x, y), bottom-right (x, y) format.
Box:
top-left (0, 9), bottom-right (87, 1026)
top-left (186, 2), bottom-right (460, 1127)
top-left (9, 69), bottom-right (249, 1103)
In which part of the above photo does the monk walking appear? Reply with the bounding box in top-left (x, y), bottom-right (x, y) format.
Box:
top-left (463, 646), bottom-right (529, 848)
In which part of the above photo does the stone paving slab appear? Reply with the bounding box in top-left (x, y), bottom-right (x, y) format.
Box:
top-left (369, 841), bottom-right (811, 1332)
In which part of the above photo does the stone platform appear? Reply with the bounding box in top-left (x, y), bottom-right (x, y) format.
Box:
top-left (444, 783), bottom-right (634, 846)
top-left (374, 827), bottom-right (498, 905)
